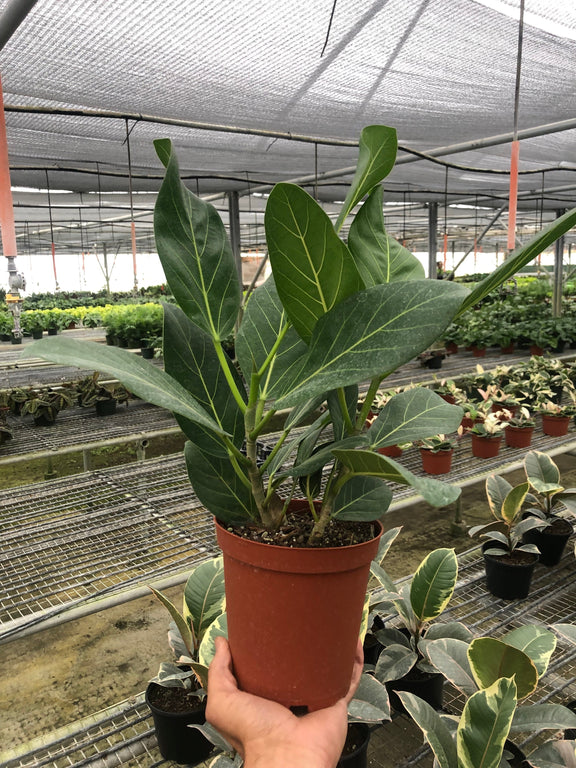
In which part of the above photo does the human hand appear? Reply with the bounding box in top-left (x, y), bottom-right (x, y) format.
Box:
top-left (206, 636), bottom-right (364, 768)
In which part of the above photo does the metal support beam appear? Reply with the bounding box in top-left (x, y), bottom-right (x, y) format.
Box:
top-left (228, 191), bottom-right (242, 286)
top-left (0, 0), bottom-right (39, 53)
top-left (428, 203), bottom-right (438, 278)
top-left (449, 205), bottom-right (507, 278)
top-left (553, 209), bottom-right (566, 317)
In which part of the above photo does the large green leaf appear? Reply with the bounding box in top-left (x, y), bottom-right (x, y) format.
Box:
top-left (397, 691), bottom-right (458, 768)
top-left (154, 139), bottom-right (241, 338)
top-left (183, 557), bottom-right (225, 644)
top-left (333, 449), bottom-right (461, 507)
top-left (184, 441), bottom-right (257, 524)
top-left (327, 385), bottom-right (359, 441)
top-left (457, 678), bottom-right (517, 768)
top-left (276, 280), bottom-right (469, 408)
top-left (511, 704), bottom-right (576, 734)
top-left (348, 674), bottom-right (391, 722)
top-left (468, 638), bottom-right (538, 700)
top-left (332, 476), bottom-right (393, 521)
top-left (164, 304), bottom-right (245, 456)
top-left (373, 525), bottom-right (402, 567)
top-left (457, 207), bottom-right (576, 315)
top-left (485, 474), bottom-right (513, 521)
top-left (374, 643), bottom-right (418, 682)
top-left (335, 125), bottom-right (398, 232)
top-left (410, 548), bottom-right (457, 623)
top-left (525, 451), bottom-right (562, 494)
top-left (23, 337), bottom-right (225, 435)
top-left (235, 278), bottom-right (309, 399)
top-left (265, 183), bottom-right (363, 343)
top-left (501, 482), bottom-right (530, 526)
top-left (198, 613), bottom-right (228, 667)
top-left (502, 626), bottom-right (556, 678)
top-left (348, 185), bottom-right (425, 285)
top-left (289, 435), bottom-right (366, 478)
top-left (367, 389), bottom-right (463, 448)
top-left (527, 739), bottom-right (576, 768)
top-left (425, 638), bottom-right (477, 696)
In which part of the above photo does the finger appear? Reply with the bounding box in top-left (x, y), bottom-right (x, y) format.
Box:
top-left (208, 636), bottom-right (238, 694)
top-left (345, 638), bottom-right (364, 703)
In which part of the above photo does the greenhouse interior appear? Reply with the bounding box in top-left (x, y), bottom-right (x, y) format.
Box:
top-left (1, 1), bottom-right (576, 767)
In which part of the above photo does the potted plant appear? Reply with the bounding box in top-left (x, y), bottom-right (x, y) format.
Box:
top-left (432, 378), bottom-right (464, 405)
top-left (146, 557), bottom-right (225, 764)
top-left (521, 451), bottom-right (576, 566)
top-left (0, 408), bottom-right (13, 446)
top-left (468, 413), bottom-right (507, 458)
top-left (469, 473), bottom-right (546, 600)
top-left (368, 547), bottom-right (472, 712)
top-left (418, 434), bottom-right (458, 475)
top-left (399, 624), bottom-right (576, 768)
top-left (538, 399), bottom-right (574, 437)
top-left (25, 125), bottom-right (576, 709)
top-left (504, 407), bottom-right (536, 449)
top-left (20, 386), bottom-right (76, 426)
top-left (77, 372), bottom-right (131, 416)
top-left (418, 347), bottom-right (446, 370)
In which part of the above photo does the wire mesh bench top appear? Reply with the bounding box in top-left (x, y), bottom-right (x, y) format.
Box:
top-left (1, 544), bottom-right (574, 768)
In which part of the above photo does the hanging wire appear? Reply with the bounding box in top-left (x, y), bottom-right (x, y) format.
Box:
top-left (320, 0), bottom-right (338, 57)
top-left (124, 118), bottom-right (138, 292)
top-left (507, 0), bottom-right (525, 252)
top-left (443, 165), bottom-right (449, 267)
top-left (314, 142), bottom-right (319, 201)
top-left (402, 191), bottom-right (407, 244)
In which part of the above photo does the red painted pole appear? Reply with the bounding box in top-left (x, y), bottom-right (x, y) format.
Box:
top-left (507, 139), bottom-right (520, 252)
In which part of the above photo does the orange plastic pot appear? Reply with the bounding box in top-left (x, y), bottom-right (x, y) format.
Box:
top-left (471, 434), bottom-right (502, 458)
top-left (505, 425), bottom-right (534, 448)
top-left (377, 444), bottom-right (403, 458)
top-left (419, 448), bottom-right (453, 475)
top-left (472, 346), bottom-right (486, 357)
top-left (216, 513), bottom-right (382, 711)
top-left (530, 345), bottom-right (544, 356)
top-left (541, 414), bottom-right (570, 437)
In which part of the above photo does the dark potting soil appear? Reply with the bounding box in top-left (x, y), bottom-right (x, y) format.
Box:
top-left (544, 518), bottom-right (573, 536)
top-left (490, 550), bottom-right (538, 566)
top-left (147, 682), bottom-right (205, 714)
top-left (228, 512), bottom-right (376, 548)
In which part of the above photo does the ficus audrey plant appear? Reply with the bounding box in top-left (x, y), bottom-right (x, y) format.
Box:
top-left (23, 125), bottom-right (576, 544)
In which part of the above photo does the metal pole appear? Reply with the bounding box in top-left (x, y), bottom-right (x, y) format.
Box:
top-left (102, 241), bottom-right (110, 295)
top-left (124, 119), bottom-right (138, 293)
top-left (428, 203), bottom-right (438, 278)
top-left (553, 209), bottom-right (566, 317)
top-left (0, 0), bottom-right (39, 52)
top-left (448, 205), bottom-right (507, 278)
top-left (228, 191), bottom-right (242, 286)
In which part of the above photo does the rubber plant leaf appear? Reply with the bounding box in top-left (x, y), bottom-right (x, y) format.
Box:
top-left (501, 626), bottom-right (556, 678)
top-left (348, 185), bottom-right (425, 285)
top-left (333, 449), bottom-right (461, 508)
top-left (525, 450), bottom-right (562, 493)
top-left (183, 557), bottom-right (226, 644)
top-left (457, 206), bottom-right (576, 315)
top-left (154, 138), bottom-right (241, 339)
top-left (373, 525), bottom-right (402, 567)
top-left (265, 183), bottom-right (364, 343)
top-left (276, 279), bottom-right (469, 408)
top-left (332, 475), bottom-right (393, 521)
top-left (468, 637), bottom-right (538, 700)
top-left (485, 474), bottom-right (513, 521)
top-left (501, 482), bottom-right (530, 526)
top-left (397, 691), bottom-right (458, 768)
top-left (425, 638), bottom-right (478, 697)
top-left (23, 337), bottom-right (226, 435)
top-left (235, 277), bottom-right (309, 400)
top-left (198, 613), bottom-right (228, 668)
top-left (552, 624), bottom-right (576, 645)
top-left (511, 703), bottom-right (576, 734)
top-left (526, 739), bottom-right (576, 768)
top-left (149, 586), bottom-right (194, 657)
top-left (348, 673), bottom-right (391, 723)
top-left (367, 388), bottom-right (463, 448)
top-left (410, 548), bottom-right (458, 623)
top-left (164, 304), bottom-right (246, 457)
top-left (374, 644), bottom-right (418, 683)
top-left (184, 441), bottom-right (258, 524)
top-left (457, 677), bottom-right (517, 768)
top-left (335, 125), bottom-right (398, 232)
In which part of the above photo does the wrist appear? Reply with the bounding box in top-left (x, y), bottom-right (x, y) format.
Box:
top-left (245, 742), bottom-right (332, 768)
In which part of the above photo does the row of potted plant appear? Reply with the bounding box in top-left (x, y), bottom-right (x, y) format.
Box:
top-left (0, 373), bottom-right (132, 428)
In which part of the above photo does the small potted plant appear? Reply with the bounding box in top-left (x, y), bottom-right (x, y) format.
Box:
top-left (418, 433), bottom-right (458, 475)
top-left (468, 413), bottom-right (507, 458)
top-left (477, 383), bottom-right (521, 420)
top-left (369, 547), bottom-right (472, 713)
top-left (77, 372), bottom-right (131, 416)
top-left (432, 378), bottom-right (464, 405)
top-left (504, 406), bottom-right (536, 448)
top-left (538, 399), bottom-right (574, 437)
top-left (521, 450), bottom-right (576, 566)
top-left (20, 386), bottom-right (77, 426)
top-left (146, 557), bottom-right (226, 765)
top-left (0, 408), bottom-right (13, 446)
top-left (418, 347), bottom-right (446, 370)
top-left (469, 473), bottom-right (546, 599)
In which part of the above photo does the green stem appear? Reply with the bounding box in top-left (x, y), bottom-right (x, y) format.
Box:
top-left (337, 387), bottom-right (355, 434)
top-left (213, 340), bottom-right (247, 414)
top-left (257, 320), bottom-right (290, 378)
top-left (249, 406), bottom-right (277, 440)
top-left (357, 377), bottom-right (382, 430)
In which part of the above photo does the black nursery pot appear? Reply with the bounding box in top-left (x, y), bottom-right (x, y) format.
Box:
top-left (522, 518), bottom-right (573, 567)
top-left (424, 355), bottom-right (443, 369)
top-left (337, 723), bottom-right (371, 768)
top-left (140, 346), bottom-right (154, 359)
top-left (145, 683), bottom-right (212, 765)
top-left (483, 547), bottom-right (538, 600)
top-left (95, 398), bottom-right (117, 417)
top-left (385, 669), bottom-right (444, 713)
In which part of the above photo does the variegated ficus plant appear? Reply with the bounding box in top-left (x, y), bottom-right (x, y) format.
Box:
top-left (25, 126), bottom-right (576, 544)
